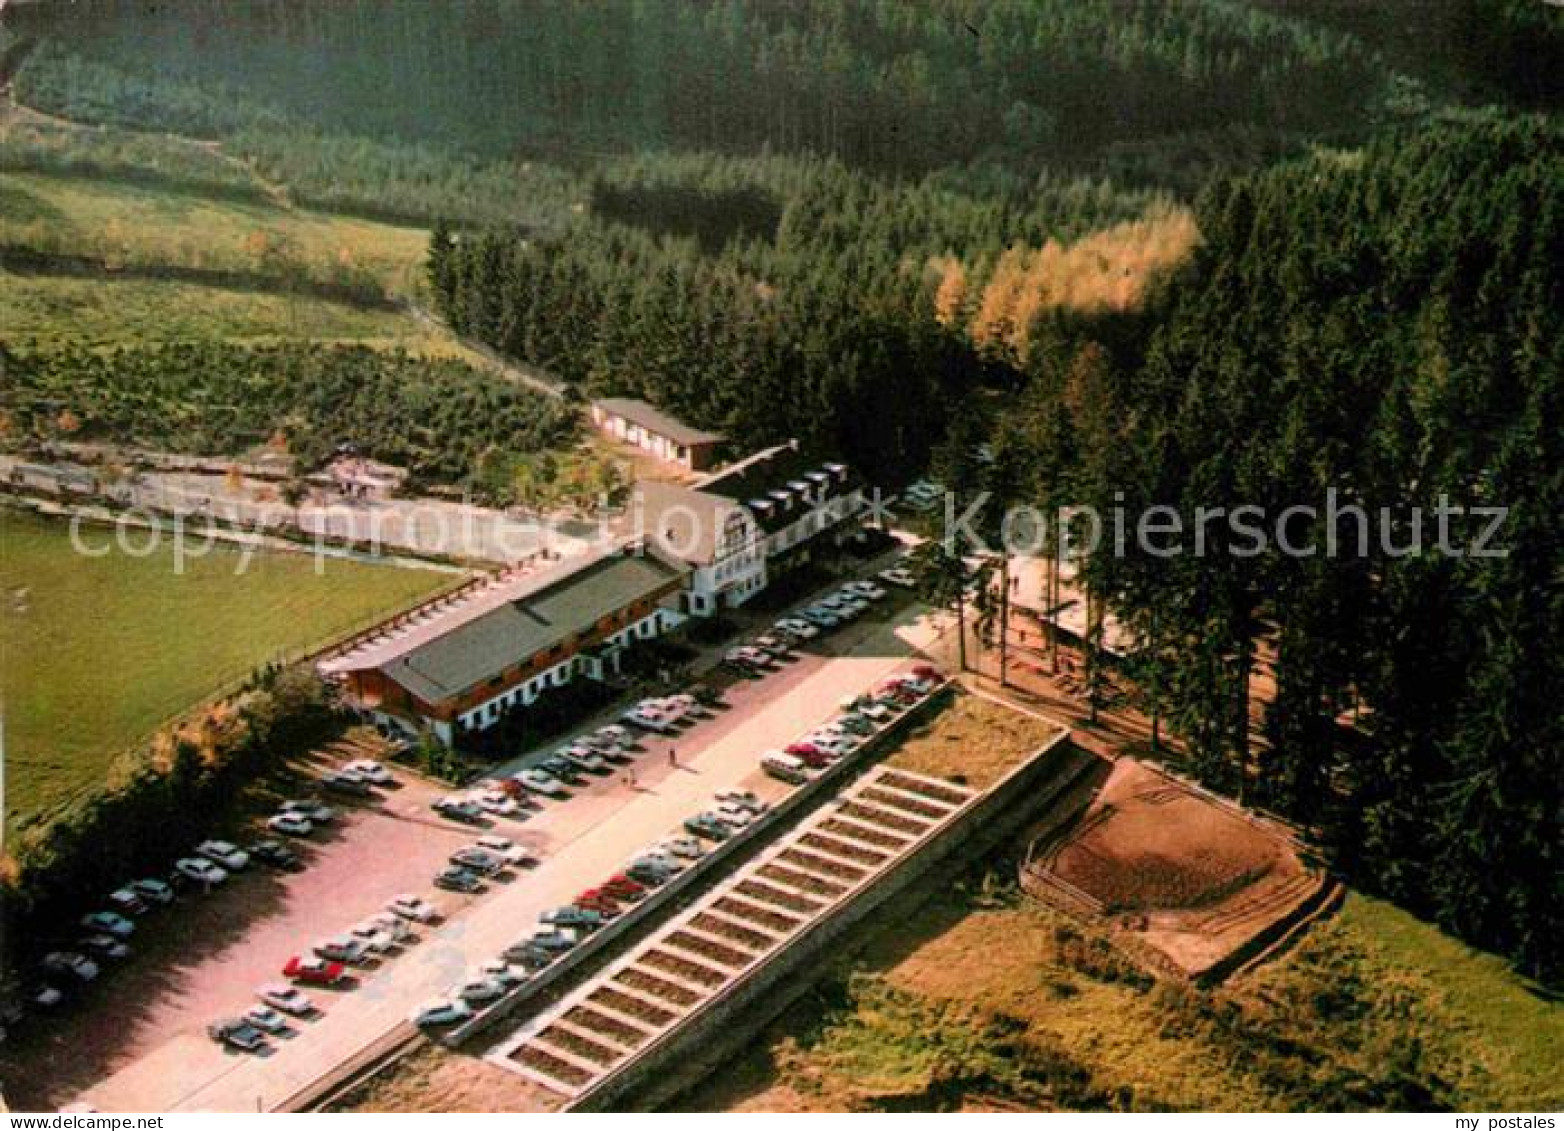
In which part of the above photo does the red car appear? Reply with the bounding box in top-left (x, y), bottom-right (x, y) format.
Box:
top-left (574, 893), bottom-right (622, 918)
top-left (786, 743), bottom-right (830, 768)
top-left (283, 955), bottom-right (346, 985)
top-left (912, 664), bottom-right (942, 682)
top-left (601, 875), bottom-right (646, 901)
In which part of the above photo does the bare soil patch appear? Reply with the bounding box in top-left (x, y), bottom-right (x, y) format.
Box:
top-left (1025, 758), bottom-right (1326, 978)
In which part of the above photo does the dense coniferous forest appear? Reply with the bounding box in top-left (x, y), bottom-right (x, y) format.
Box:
top-left (3, 0), bottom-right (1560, 981)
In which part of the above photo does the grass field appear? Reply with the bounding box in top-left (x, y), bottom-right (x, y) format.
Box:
top-left (682, 869), bottom-right (1563, 1112)
top-left (0, 170), bottom-right (430, 293)
top-left (0, 268), bottom-right (431, 348)
top-left (0, 508), bottom-right (448, 831)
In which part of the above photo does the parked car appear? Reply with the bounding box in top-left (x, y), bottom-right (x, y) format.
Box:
top-left (349, 920), bottom-right (397, 955)
top-left (665, 693), bottom-right (709, 718)
top-left (30, 984), bottom-right (65, 1010)
top-left (515, 769), bottom-right (567, 798)
top-left (80, 910), bottom-right (135, 939)
top-left (785, 742), bottom-right (831, 768)
top-left (659, 835), bottom-right (705, 860)
top-left (364, 913), bottom-right (412, 945)
top-left (453, 977), bottom-right (507, 1005)
top-left (386, 894), bottom-right (439, 924)
top-left (538, 756), bottom-right (584, 784)
top-left (197, 840), bottom-right (250, 871)
top-left (801, 606), bottom-right (842, 629)
top-left (593, 723), bottom-right (636, 748)
top-left (632, 849), bottom-right (685, 874)
top-left (572, 893), bottom-right (622, 919)
top-left (683, 813), bottom-right (732, 841)
top-left (107, 887), bottom-right (148, 917)
top-left (625, 858), bottom-right (677, 885)
top-left (78, 934), bottom-right (130, 962)
top-left (622, 706), bottom-right (678, 733)
top-left (776, 617), bottom-right (820, 639)
top-left (835, 713), bottom-right (875, 735)
top-left (808, 735), bottom-right (858, 759)
top-left (600, 875), bottom-right (648, 901)
top-left (475, 836), bottom-right (536, 867)
top-left (244, 1006), bottom-right (289, 1034)
top-left (129, 877), bottom-right (176, 905)
top-left (342, 759), bottom-right (392, 785)
top-left (845, 580), bottom-right (887, 601)
top-left (249, 840), bottom-right (301, 871)
top-left (267, 812), bottom-right (313, 837)
top-left (314, 936), bottom-right (370, 966)
top-left (538, 906), bottom-right (604, 931)
top-left (281, 800), bottom-right (336, 824)
top-left (911, 663), bottom-right (943, 682)
top-left (432, 796), bottom-right (485, 823)
top-left (520, 928), bottom-right (580, 954)
top-left (282, 956), bottom-right (347, 986)
top-left (560, 745), bottom-right (607, 775)
top-left (752, 634), bottom-right (793, 658)
top-left (412, 998), bottom-right (472, 1028)
top-left (208, 1018), bottom-right (267, 1052)
top-left (879, 567), bottom-right (917, 588)
top-left (434, 867), bottom-right (484, 894)
top-left (712, 803), bottom-right (756, 829)
top-left (257, 983), bottom-right (315, 1016)
top-left (43, 952), bottom-right (99, 984)
top-left (714, 788), bottom-right (768, 815)
top-left (449, 848), bottom-right (506, 876)
top-left (479, 958), bottom-right (527, 988)
top-left (321, 771), bottom-right (371, 796)
top-left (762, 751), bottom-right (810, 784)
top-left (471, 789), bottom-right (522, 818)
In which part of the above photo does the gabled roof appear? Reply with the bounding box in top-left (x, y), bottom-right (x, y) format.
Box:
top-left (593, 398), bottom-right (725, 447)
top-left (369, 545), bottom-right (686, 704)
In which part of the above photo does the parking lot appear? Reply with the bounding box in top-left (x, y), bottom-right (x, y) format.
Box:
top-left (9, 577), bottom-right (944, 1112)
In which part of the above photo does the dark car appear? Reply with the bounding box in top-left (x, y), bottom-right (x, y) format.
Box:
top-left (208, 1018), bottom-right (268, 1052)
top-left (434, 867), bottom-right (484, 894)
top-left (502, 943), bottom-right (558, 971)
top-left (449, 848), bottom-right (506, 876)
top-left (321, 771), bottom-right (372, 797)
top-left (249, 840), bottom-right (303, 871)
top-left (538, 756), bottom-right (584, 784)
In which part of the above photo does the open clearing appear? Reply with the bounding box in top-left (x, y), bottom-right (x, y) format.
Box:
top-left (678, 866), bottom-right (1563, 1112)
top-left (0, 508), bottom-right (446, 830)
top-left (0, 171), bottom-right (429, 292)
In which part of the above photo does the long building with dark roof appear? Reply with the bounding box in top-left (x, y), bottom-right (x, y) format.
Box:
top-left (323, 541), bottom-right (688, 743)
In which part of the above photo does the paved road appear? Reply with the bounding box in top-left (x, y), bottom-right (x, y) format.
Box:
top-left (78, 605), bottom-right (940, 1112)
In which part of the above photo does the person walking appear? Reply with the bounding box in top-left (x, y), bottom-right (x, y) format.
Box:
top-left (668, 747), bottom-right (677, 767)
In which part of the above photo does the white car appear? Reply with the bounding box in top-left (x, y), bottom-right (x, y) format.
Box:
top-left (244, 1006), bottom-right (289, 1034)
top-left (639, 848), bottom-right (688, 873)
top-left (267, 812), bottom-right (313, 837)
top-left (776, 617), bottom-right (820, 639)
top-left (411, 999), bottom-right (472, 1028)
top-left (42, 951), bottom-right (99, 983)
top-left (712, 803), bottom-right (755, 829)
top-left (478, 958), bottom-right (528, 987)
top-left (343, 759), bottom-right (392, 785)
top-left (176, 857), bottom-right (228, 886)
top-left (258, 983), bottom-right (315, 1016)
top-left (349, 919), bottom-right (397, 954)
top-left (809, 735), bottom-right (859, 758)
top-left (80, 911), bottom-right (135, 939)
top-left (281, 800), bottom-right (336, 824)
top-left (714, 789), bottom-right (768, 815)
top-left (475, 836), bottom-right (536, 867)
top-left (196, 840), bottom-right (250, 871)
top-left (845, 580), bottom-right (887, 601)
top-left (315, 936), bottom-right (369, 965)
top-left (879, 567), bottom-right (917, 588)
top-left (386, 894), bottom-right (438, 924)
top-left (366, 912), bottom-right (412, 944)
top-left (453, 977), bottom-right (507, 1005)
top-left (515, 769), bottom-right (567, 798)
top-left (471, 789), bottom-right (521, 817)
top-left (659, 835), bottom-right (705, 860)
top-left (108, 887), bottom-right (148, 916)
top-left (129, 877), bottom-right (176, 905)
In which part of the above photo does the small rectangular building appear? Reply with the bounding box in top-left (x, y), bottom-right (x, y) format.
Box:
top-left (589, 397), bottom-right (725, 471)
